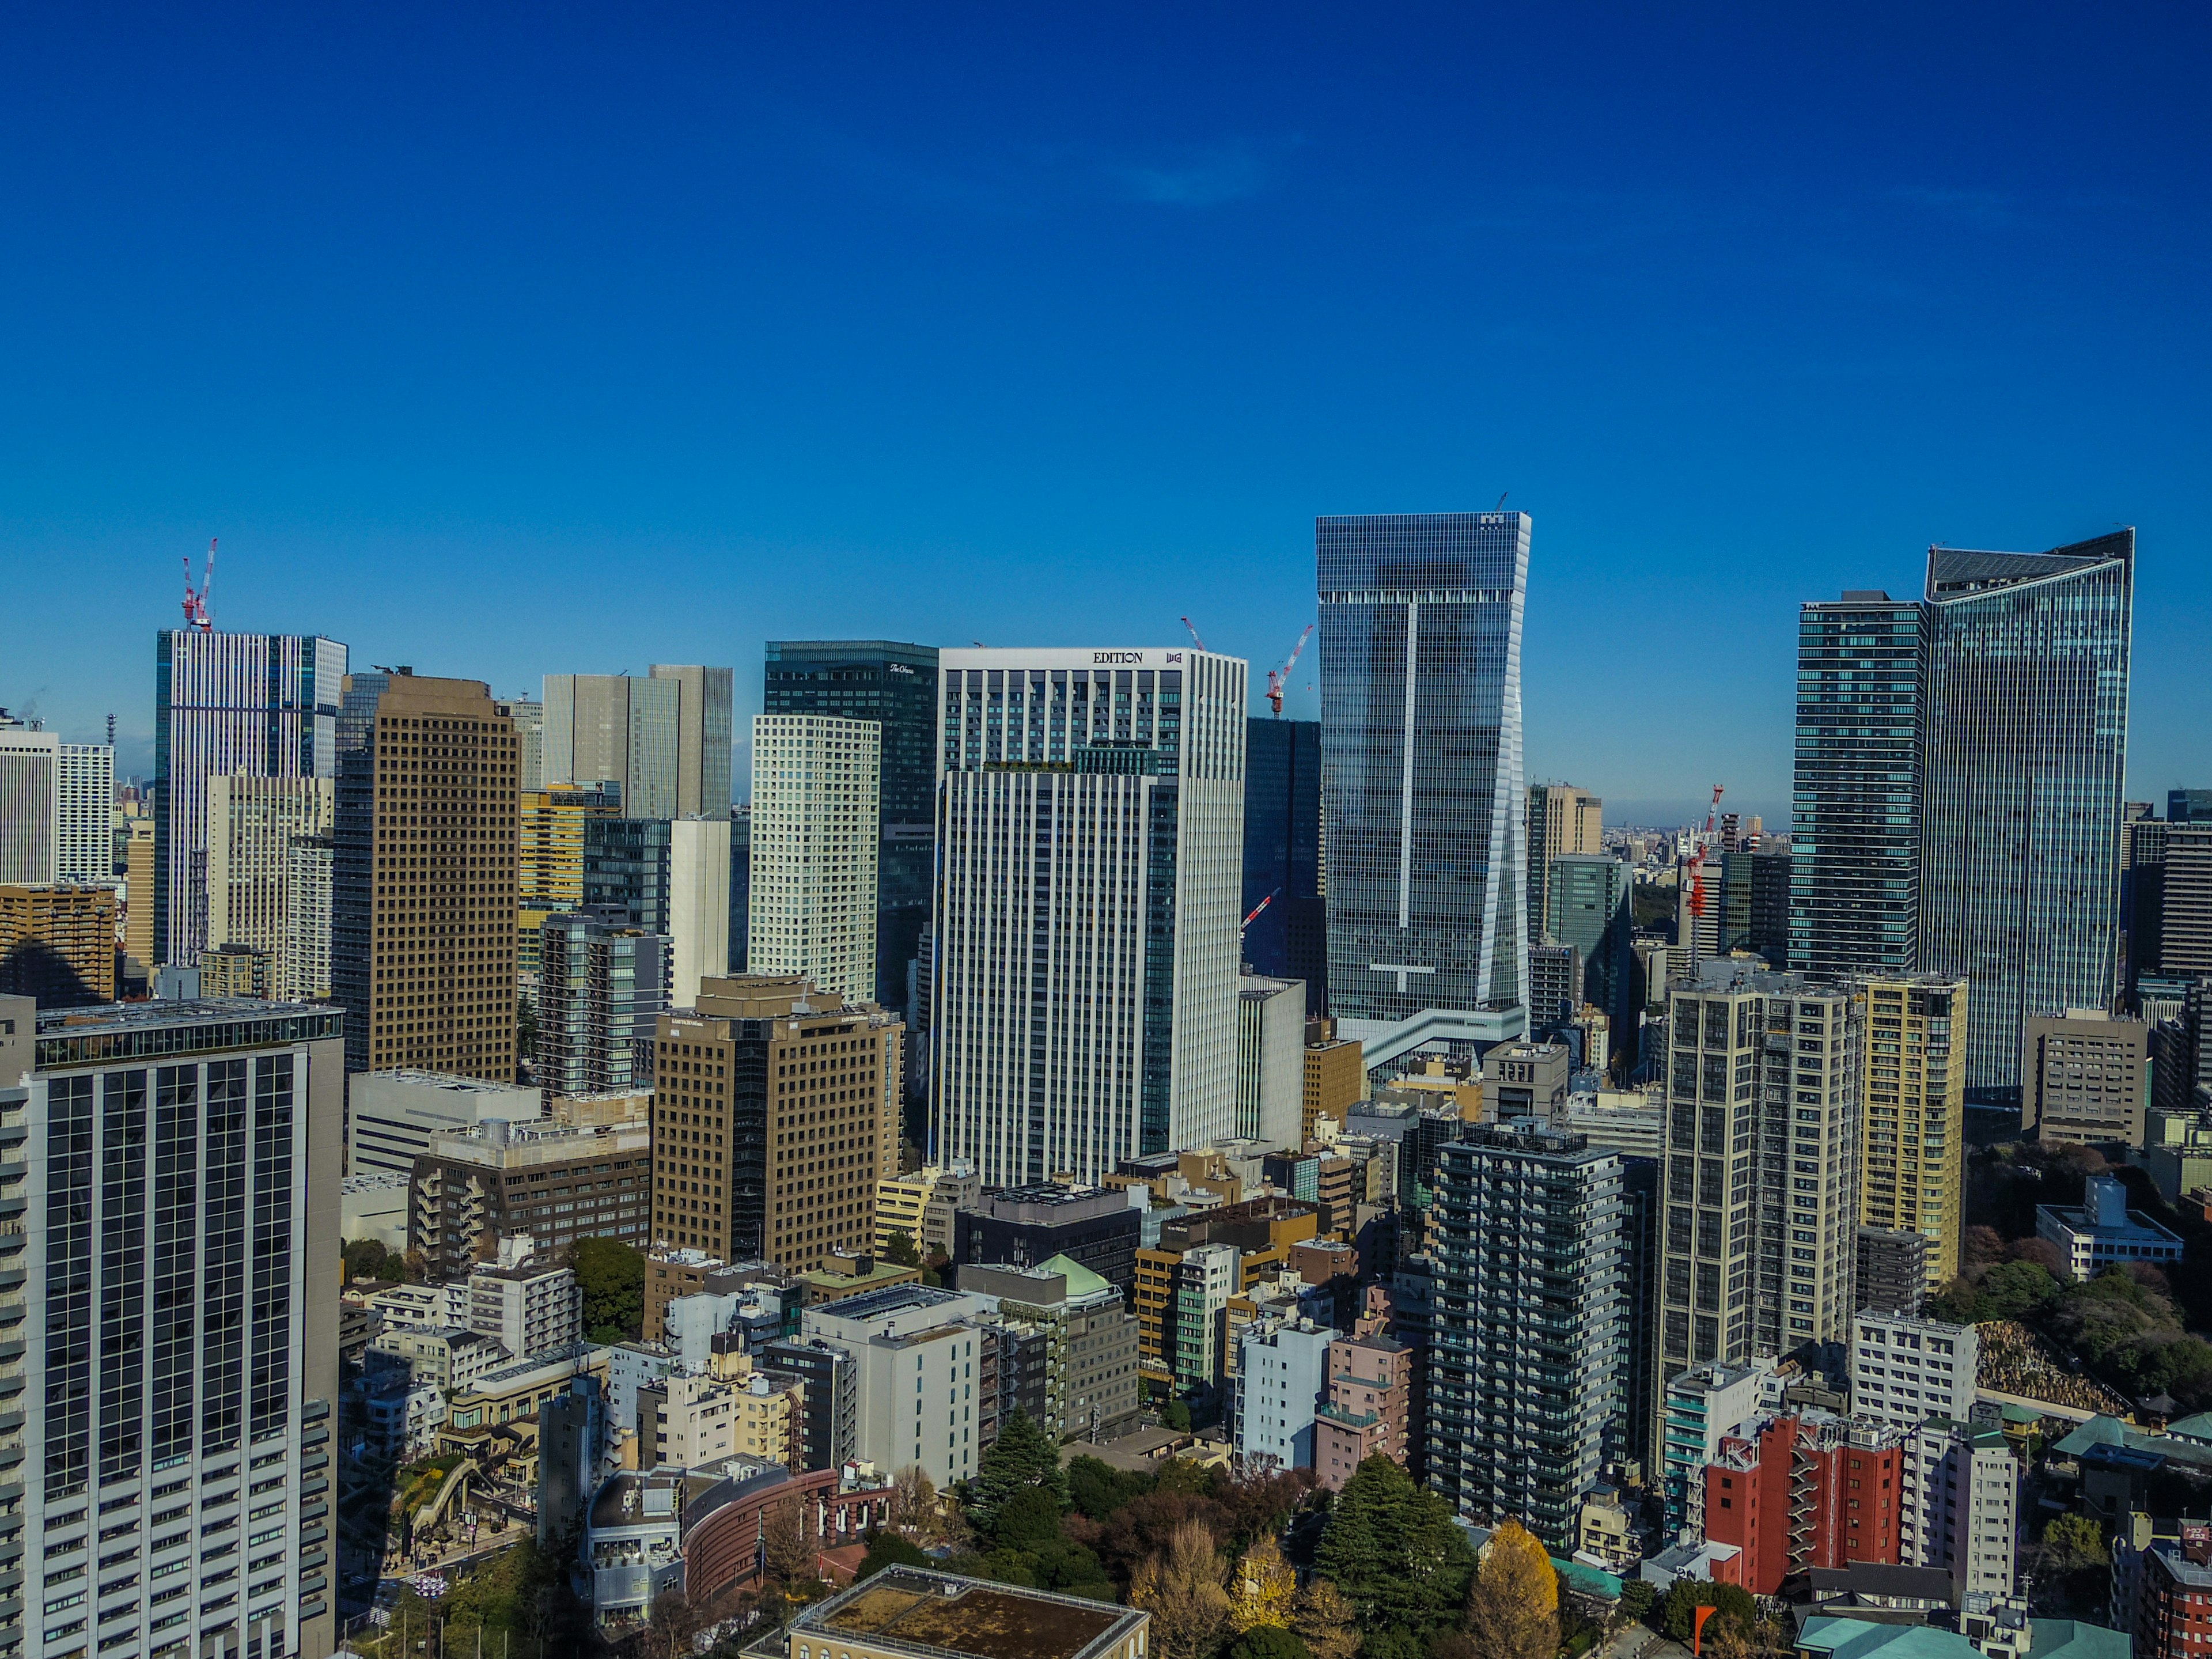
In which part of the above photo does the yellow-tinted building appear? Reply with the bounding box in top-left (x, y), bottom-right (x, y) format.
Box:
top-left (0, 882), bottom-right (115, 1006)
top-left (1860, 976), bottom-right (1968, 1291)
top-left (1303, 1032), bottom-right (1366, 1147)
top-left (518, 783), bottom-right (623, 976)
top-left (1133, 1196), bottom-right (1324, 1382)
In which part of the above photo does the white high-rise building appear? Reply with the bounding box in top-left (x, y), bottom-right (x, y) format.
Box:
top-left (930, 647), bottom-right (1245, 1185)
top-left (55, 743), bottom-right (115, 889)
top-left (0, 727), bottom-right (59, 885)
top-left (1850, 1312), bottom-right (1979, 1566)
top-left (1236, 974), bottom-right (1305, 1149)
top-left (669, 817), bottom-right (733, 1010)
top-left (748, 715), bottom-right (880, 1006)
top-left (207, 774), bottom-right (336, 996)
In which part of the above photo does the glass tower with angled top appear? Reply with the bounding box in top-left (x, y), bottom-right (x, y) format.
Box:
top-left (1315, 512), bottom-right (1529, 1062)
top-left (1919, 531), bottom-right (2133, 1097)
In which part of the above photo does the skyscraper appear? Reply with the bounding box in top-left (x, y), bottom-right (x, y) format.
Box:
top-left (1243, 718), bottom-right (1325, 1013)
top-left (1527, 782), bottom-right (1601, 949)
top-left (540, 907), bottom-right (668, 1097)
top-left (516, 782), bottom-right (623, 978)
top-left (763, 641), bottom-right (941, 1014)
top-left (1546, 854), bottom-right (1630, 1038)
top-left (930, 647), bottom-right (1246, 1185)
top-left (648, 664), bottom-right (735, 820)
top-left (1921, 533), bottom-right (2133, 1096)
top-left (748, 714), bottom-right (881, 1007)
top-left (154, 629), bottom-right (347, 967)
top-left (55, 743), bottom-right (115, 889)
top-left (1316, 513), bottom-right (1529, 1060)
top-left (1790, 592), bottom-right (1927, 980)
top-left (542, 668), bottom-right (732, 822)
top-left (331, 672), bottom-right (520, 1078)
top-left (206, 774), bottom-right (335, 996)
top-left (0, 727), bottom-right (58, 885)
top-left (668, 817), bottom-right (732, 1010)
top-left (1858, 976), bottom-right (1967, 1293)
top-left (3, 993), bottom-right (344, 1659)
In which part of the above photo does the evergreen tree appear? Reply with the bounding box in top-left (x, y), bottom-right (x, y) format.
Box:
top-left (966, 1407), bottom-right (1068, 1530)
top-left (1312, 1456), bottom-right (1474, 1635)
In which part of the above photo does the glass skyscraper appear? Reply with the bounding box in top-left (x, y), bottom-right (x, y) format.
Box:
top-left (1316, 513), bottom-right (1528, 1054)
top-left (1920, 532), bottom-right (2134, 1096)
top-left (1242, 718), bottom-right (1324, 1013)
top-left (1789, 592), bottom-right (1927, 979)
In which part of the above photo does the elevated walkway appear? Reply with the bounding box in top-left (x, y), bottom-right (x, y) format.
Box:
top-left (1338, 1005), bottom-right (1527, 1073)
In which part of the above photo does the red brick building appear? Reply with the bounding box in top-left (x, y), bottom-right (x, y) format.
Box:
top-left (2130, 1531), bottom-right (2212, 1659)
top-left (1703, 1413), bottom-right (1906, 1594)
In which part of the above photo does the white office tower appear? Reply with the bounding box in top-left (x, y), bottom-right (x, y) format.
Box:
top-left (0, 727), bottom-right (59, 884)
top-left (668, 817), bottom-right (733, 1010)
top-left (207, 774), bottom-right (336, 997)
top-left (1850, 1312), bottom-right (1979, 1566)
top-left (0, 995), bottom-right (342, 1659)
top-left (748, 715), bottom-right (880, 1005)
top-left (1237, 974), bottom-right (1306, 1149)
top-left (55, 744), bottom-right (115, 889)
top-left (930, 648), bottom-right (1247, 1185)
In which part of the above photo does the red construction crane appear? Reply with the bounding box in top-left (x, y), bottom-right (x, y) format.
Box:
top-left (1180, 616), bottom-right (1207, 652)
top-left (182, 538), bottom-right (216, 631)
top-left (1241, 888), bottom-right (1282, 932)
top-left (1264, 623), bottom-right (1314, 717)
top-left (1686, 783), bottom-right (1725, 919)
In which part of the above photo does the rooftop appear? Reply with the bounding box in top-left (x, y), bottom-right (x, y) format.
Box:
top-left (33, 999), bottom-right (342, 1067)
top-left (1797, 1618), bottom-right (1979, 1659)
top-left (800, 1569), bottom-right (1143, 1659)
top-left (2028, 1621), bottom-right (2130, 1659)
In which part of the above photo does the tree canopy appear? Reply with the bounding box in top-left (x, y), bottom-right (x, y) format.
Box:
top-left (570, 1235), bottom-right (645, 1343)
top-left (966, 1407), bottom-right (1068, 1530)
top-left (1312, 1457), bottom-right (1474, 1635)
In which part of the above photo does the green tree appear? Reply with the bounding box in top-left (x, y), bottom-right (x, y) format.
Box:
top-left (1979, 1260), bottom-right (2060, 1319)
top-left (1161, 1398), bottom-right (1194, 1432)
top-left (994, 1486), bottom-right (1069, 1552)
top-left (966, 1407), bottom-right (1068, 1530)
top-left (2044, 1514), bottom-right (2108, 1570)
top-left (1068, 1454), bottom-right (1154, 1521)
top-left (570, 1236), bottom-right (646, 1343)
top-left (1229, 1630), bottom-right (1313, 1659)
top-left (343, 1238), bottom-right (392, 1283)
top-left (1658, 1580), bottom-right (1758, 1645)
top-left (1616, 1579), bottom-right (1658, 1627)
top-left (858, 1531), bottom-right (931, 1581)
top-left (1312, 1456), bottom-right (1475, 1634)
top-left (881, 1229), bottom-right (922, 1268)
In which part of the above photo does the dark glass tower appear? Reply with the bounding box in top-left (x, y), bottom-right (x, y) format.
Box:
top-left (1316, 513), bottom-right (1528, 1047)
top-left (1243, 718), bottom-right (1324, 1014)
top-left (1789, 593), bottom-right (1927, 980)
top-left (763, 642), bottom-right (940, 1017)
top-left (1921, 532), bottom-right (2133, 1096)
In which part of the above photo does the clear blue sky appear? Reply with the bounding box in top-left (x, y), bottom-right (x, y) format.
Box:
top-left (4, 5), bottom-right (2207, 824)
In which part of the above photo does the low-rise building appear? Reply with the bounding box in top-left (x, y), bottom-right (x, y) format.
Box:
top-left (446, 1342), bottom-right (611, 1434)
top-left (952, 1183), bottom-right (1143, 1298)
top-left (1313, 1332), bottom-right (1410, 1490)
top-left (801, 1284), bottom-right (995, 1486)
top-left (2036, 1172), bottom-right (2184, 1282)
top-left (343, 1169), bottom-right (414, 1253)
top-left (798, 1249), bottom-right (924, 1306)
top-left (1703, 1412), bottom-right (1907, 1594)
top-left (410, 1116), bottom-right (653, 1277)
top-left (876, 1162), bottom-right (981, 1257)
top-left (1234, 1318), bottom-right (1332, 1472)
top-left (1576, 1485), bottom-right (1639, 1572)
top-left (347, 1067), bottom-right (543, 1177)
top-left (772, 1569), bottom-right (1150, 1659)
top-left (959, 1257), bottom-right (1141, 1442)
top-left (471, 1238), bottom-right (586, 1357)
top-left (369, 1324), bottom-right (510, 1391)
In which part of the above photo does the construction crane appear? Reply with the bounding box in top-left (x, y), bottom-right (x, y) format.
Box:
top-left (1686, 783), bottom-right (1725, 919)
top-left (1180, 616), bottom-right (1207, 652)
top-left (1241, 888), bottom-right (1282, 933)
top-left (1264, 623), bottom-right (1314, 717)
top-left (181, 538), bottom-right (215, 631)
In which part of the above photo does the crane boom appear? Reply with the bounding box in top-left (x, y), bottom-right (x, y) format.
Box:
top-left (1181, 616), bottom-right (1207, 652)
top-left (1241, 888), bottom-right (1282, 931)
top-left (1686, 783), bottom-right (1725, 919)
top-left (1265, 622), bottom-right (1315, 716)
top-left (182, 538), bottom-right (216, 631)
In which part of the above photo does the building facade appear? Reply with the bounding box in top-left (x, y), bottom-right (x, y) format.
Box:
top-left (154, 629), bottom-right (347, 967)
top-left (1317, 512), bottom-right (1529, 1055)
top-left (2021, 1010), bottom-right (2149, 1148)
top-left (668, 817), bottom-right (732, 1010)
top-left (516, 783), bottom-right (623, 978)
top-left (0, 728), bottom-right (58, 885)
top-left (1244, 718), bottom-right (1326, 1013)
top-left (4, 995), bottom-right (342, 1659)
top-left (409, 1119), bottom-right (654, 1279)
top-left (331, 672), bottom-right (520, 1079)
top-left (0, 885), bottom-right (116, 1006)
top-left (540, 908), bottom-right (669, 1098)
top-left (206, 773), bottom-right (335, 1000)
top-left (930, 647), bottom-right (1247, 1185)
top-left (1236, 975), bottom-right (1305, 1148)
top-left (1790, 592), bottom-right (1927, 979)
top-left (1859, 977), bottom-right (1968, 1290)
top-left (1528, 782), bottom-right (1602, 950)
top-left (55, 742), bottom-right (114, 889)
top-left (1849, 1312), bottom-right (1978, 1567)
top-left (1921, 533), bottom-right (2134, 1096)
top-left (748, 714), bottom-right (881, 1006)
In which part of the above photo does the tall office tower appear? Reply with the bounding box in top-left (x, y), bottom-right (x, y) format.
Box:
top-left (748, 715), bottom-right (881, 1006)
top-left (669, 818), bottom-right (732, 1009)
top-left (763, 642), bottom-right (941, 1015)
top-left (55, 744), bottom-right (115, 888)
top-left (1921, 533), bottom-right (2134, 1096)
top-left (2174, 790), bottom-right (2212, 824)
top-left (1236, 975), bottom-right (1305, 1147)
top-left (930, 647), bottom-right (1247, 1185)
top-left (1316, 513), bottom-right (1529, 1062)
top-left (583, 817), bottom-right (675, 934)
top-left (2161, 825), bottom-right (2212, 978)
top-left (154, 629), bottom-right (347, 967)
top-left (207, 774), bottom-right (336, 991)
top-left (0, 885), bottom-right (118, 1005)
top-left (729, 808), bottom-right (751, 974)
top-left (1547, 854), bottom-right (1631, 1035)
top-left (1429, 1124), bottom-right (1628, 1551)
top-left (1789, 592), bottom-right (1927, 980)
top-left (541, 672), bottom-right (678, 819)
top-left (1721, 847), bottom-right (1793, 967)
top-left (0, 727), bottom-right (59, 884)
top-left (1244, 719), bottom-right (1325, 1013)
top-left (651, 976), bottom-right (903, 1270)
top-left (498, 697), bottom-right (544, 792)
top-left (516, 783), bottom-right (624, 978)
top-left (331, 672), bottom-right (520, 1078)
top-left (1, 993), bottom-right (344, 1659)
top-left (648, 665), bottom-right (735, 821)
top-left (540, 908), bottom-right (668, 1097)
top-left (1857, 977), bottom-right (1968, 1293)
top-left (1653, 960), bottom-right (1864, 1444)
top-left (1527, 782), bottom-right (1602, 948)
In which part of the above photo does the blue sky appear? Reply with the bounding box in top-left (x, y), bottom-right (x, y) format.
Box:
top-left (3, 5), bottom-right (2207, 824)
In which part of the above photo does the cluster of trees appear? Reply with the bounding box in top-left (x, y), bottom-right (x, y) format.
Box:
top-left (369, 1539), bottom-right (597, 1658)
top-left (1933, 1218), bottom-right (2212, 1407)
top-left (572, 1236), bottom-right (646, 1344)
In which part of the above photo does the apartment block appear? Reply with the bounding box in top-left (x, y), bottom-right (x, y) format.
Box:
top-left (468, 1245), bottom-right (585, 1358)
top-left (800, 1285), bottom-right (993, 1486)
top-left (0, 883), bottom-right (116, 1006)
top-left (1313, 1332), bottom-right (1410, 1491)
top-left (2022, 1010), bottom-right (2150, 1148)
top-left (1703, 1412), bottom-right (1907, 1593)
top-left (875, 1164), bottom-right (982, 1260)
top-left (1849, 1312), bottom-right (1978, 1567)
top-left (408, 1117), bottom-right (653, 1279)
top-left (1236, 1319), bottom-right (1332, 1472)
top-left (1859, 976), bottom-right (1967, 1290)
top-left (1302, 1029), bottom-right (1366, 1146)
top-left (748, 714), bottom-right (881, 1007)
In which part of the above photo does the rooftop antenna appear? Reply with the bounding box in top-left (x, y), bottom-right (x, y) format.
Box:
top-left (181, 538), bottom-right (215, 631)
top-left (105, 714), bottom-right (115, 746)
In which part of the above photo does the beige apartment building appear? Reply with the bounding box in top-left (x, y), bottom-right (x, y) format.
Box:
top-left (1858, 976), bottom-right (1968, 1291)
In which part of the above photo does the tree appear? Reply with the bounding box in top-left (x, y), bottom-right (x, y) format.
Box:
top-left (649, 1588), bottom-right (702, 1659)
top-left (881, 1228), bottom-right (922, 1268)
top-left (858, 1531), bottom-right (931, 1581)
top-left (1616, 1579), bottom-right (1658, 1627)
top-left (889, 1465), bottom-right (941, 1540)
top-left (2044, 1514), bottom-right (2108, 1570)
top-left (1980, 1260), bottom-right (2060, 1319)
top-left (1161, 1398), bottom-right (1194, 1432)
top-left (1658, 1580), bottom-right (1758, 1645)
top-left (1312, 1456), bottom-right (1475, 1634)
top-left (966, 1407), bottom-right (1067, 1530)
top-left (571, 1236), bottom-right (646, 1343)
top-left (343, 1238), bottom-right (392, 1283)
top-left (1229, 1630), bottom-right (1312, 1659)
top-left (1290, 1580), bottom-right (1359, 1659)
top-left (1463, 1519), bottom-right (1557, 1659)
top-left (995, 1486), bottom-right (1068, 1552)
top-left (1069, 1454), bottom-right (1153, 1521)
top-left (1229, 1536), bottom-right (1297, 1633)
top-left (761, 1495), bottom-right (816, 1585)
top-left (1130, 1520), bottom-right (1233, 1659)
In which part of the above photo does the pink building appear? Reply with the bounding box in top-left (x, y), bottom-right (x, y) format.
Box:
top-left (1312, 1332), bottom-right (1409, 1490)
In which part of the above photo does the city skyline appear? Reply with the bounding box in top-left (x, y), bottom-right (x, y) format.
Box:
top-left (4, 11), bottom-right (2207, 823)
